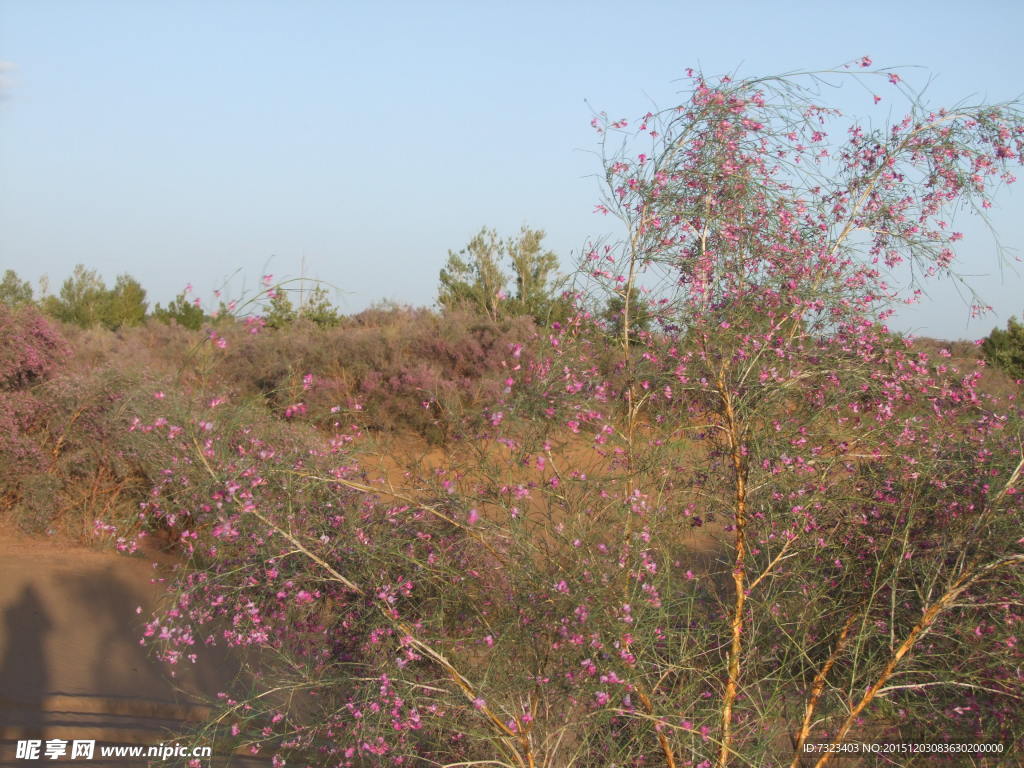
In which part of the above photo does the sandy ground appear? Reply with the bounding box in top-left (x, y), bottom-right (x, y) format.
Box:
top-left (0, 534), bottom-right (236, 766)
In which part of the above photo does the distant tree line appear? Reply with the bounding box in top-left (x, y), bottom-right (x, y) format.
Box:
top-left (0, 265), bottom-right (346, 331)
top-left (2, 266), bottom-right (149, 330)
top-left (2, 225), bottom-right (640, 333)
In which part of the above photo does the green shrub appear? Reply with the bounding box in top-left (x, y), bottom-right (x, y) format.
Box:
top-left (0, 269), bottom-right (34, 306)
top-left (439, 226), bottom-right (569, 325)
top-left (151, 291), bottom-right (208, 330)
top-left (982, 314), bottom-right (1024, 380)
top-left (42, 265), bottom-right (148, 330)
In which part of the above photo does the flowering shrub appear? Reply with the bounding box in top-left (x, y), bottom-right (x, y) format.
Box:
top-left (129, 61), bottom-right (1024, 768)
top-left (0, 316), bottom-right (214, 537)
top-left (210, 306), bottom-right (537, 442)
top-left (0, 302), bottom-right (69, 389)
top-left (543, 61), bottom-right (1024, 765)
top-left (0, 295), bottom-right (538, 537)
top-left (0, 305), bottom-right (70, 528)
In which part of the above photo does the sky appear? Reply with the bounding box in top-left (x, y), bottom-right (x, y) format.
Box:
top-left (1, 0), bottom-right (1022, 340)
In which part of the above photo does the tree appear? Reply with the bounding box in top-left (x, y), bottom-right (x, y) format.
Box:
top-left (263, 289), bottom-right (297, 329)
top-left (152, 291), bottom-right (207, 330)
top-left (504, 226), bottom-right (566, 323)
top-left (45, 264), bottom-right (108, 327)
top-left (298, 283), bottom-right (340, 327)
top-left (982, 314), bottom-right (1024, 380)
top-left (438, 226), bottom-right (566, 324)
top-left (0, 269), bottom-right (33, 306)
top-left (101, 274), bottom-right (148, 329)
top-left (258, 281), bottom-right (341, 329)
top-left (42, 266), bottom-right (148, 330)
top-left (438, 227), bottom-right (508, 322)
top-left (602, 283), bottom-right (653, 341)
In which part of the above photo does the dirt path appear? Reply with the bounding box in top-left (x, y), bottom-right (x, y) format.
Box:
top-left (0, 534), bottom-right (233, 765)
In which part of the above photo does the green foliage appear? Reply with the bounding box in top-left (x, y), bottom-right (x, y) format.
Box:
top-left (438, 226), bottom-right (567, 324)
top-left (103, 274), bottom-right (148, 329)
top-left (262, 282), bottom-right (341, 329)
top-left (982, 314), bottom-right (1024, 380)
top-left (263, 290), bottom-right (297, 329)
top-left (44, 264), bottom-right (108, 327)
top-left (41, 265), bottom-right (148, 330)
top-left (504, 226), bottom-right (567, 323)
top-left (602, 284), bottom-right (653, 341)
top-left (439, 227), bottom-right (507, 321)
top-left (152, 291), bottom-right (207, 330)
top-left (0, 269), bottom-right (34, 306)
top-left (298, 284), bottom-right (341, 327)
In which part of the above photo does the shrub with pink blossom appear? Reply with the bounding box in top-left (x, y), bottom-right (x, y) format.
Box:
top-left (0, 304), bottom-right (70, 527)
top-left (0, 302), bottom-right (69, 389)
top-left (209, 306), bottom-right (537, 442)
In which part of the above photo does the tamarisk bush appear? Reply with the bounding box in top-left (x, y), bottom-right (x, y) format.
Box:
top-left (540, 61), bottom-right (1024, 766)
top-left (0, 304), bottom-right (70, 526)
top-left (138, 61), bottom-right (1024, 767)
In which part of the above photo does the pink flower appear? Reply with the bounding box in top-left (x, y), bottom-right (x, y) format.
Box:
top-left (245, 315), bottom-right (266, 334)
top-left (467, 509), bottom-right (480, 525)
top-left (283, 403), bottom-right (306, 419)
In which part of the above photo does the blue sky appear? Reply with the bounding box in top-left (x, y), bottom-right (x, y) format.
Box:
top-left (1, 0), bottom-right (1021, 339)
